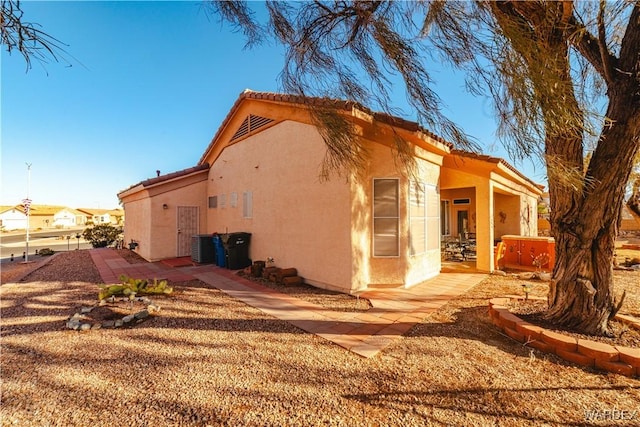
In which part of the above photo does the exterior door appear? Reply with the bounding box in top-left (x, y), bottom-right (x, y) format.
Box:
top-left (177, 206), bottom-right (198, 257)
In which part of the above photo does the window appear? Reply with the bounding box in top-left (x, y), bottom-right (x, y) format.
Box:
top-left (440, 200), bottom-right (450, 235)
top-left (426, 185), bottom-right (440, 250)
top-left (373, 178), bottom-right (399, 257)
top-left (208, 196), bottom-right (217, 208)
top-left (453, 198), bottom-right (470, 205)
top-left (220, 194), bottom-right (226, 208)
top-left (230, 192), bottom-right (238, 208)
top-left (409, 182), bottom-right (426, 255)
top-left (410, 182), bottom-right (440, 254)
top-left (243, 191), bottom-right (253, 218)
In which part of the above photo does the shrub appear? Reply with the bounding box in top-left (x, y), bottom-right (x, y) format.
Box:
top-left (82, 224), bottom-right (122, 248)
top-left (98, 275), bottom-right (173, 300)
top-left (39, 248), bottom-right (55, 256)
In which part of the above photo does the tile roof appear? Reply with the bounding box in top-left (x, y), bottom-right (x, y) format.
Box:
top-left (198, 89), bottom-right (453, 165)
top-left (450, 149), bottom-right (545, 191)
top-left (117, 163), bottom-right (210, 196)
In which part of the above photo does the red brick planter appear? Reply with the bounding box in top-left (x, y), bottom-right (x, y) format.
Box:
top-left (488, 297), bottom-right (640, 377)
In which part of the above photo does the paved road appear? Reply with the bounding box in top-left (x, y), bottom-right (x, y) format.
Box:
top-left (1, 228), bottom-right (94, 262)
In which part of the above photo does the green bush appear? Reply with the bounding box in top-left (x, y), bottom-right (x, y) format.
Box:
top-left (39, 248), bottom-right (55, 256)
top-left (82, 224), bottom-right (122, 248)
top-left (98, 275), bottom-right (173, 300)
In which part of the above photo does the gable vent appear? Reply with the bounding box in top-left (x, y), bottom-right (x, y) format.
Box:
top-left (230, 114), bottom-right (275, 141)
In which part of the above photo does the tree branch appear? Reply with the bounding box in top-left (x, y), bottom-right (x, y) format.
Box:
top-left (618, 2), bottom-right (640, 76)
top-left (597, 0), bottom-right (615, 84)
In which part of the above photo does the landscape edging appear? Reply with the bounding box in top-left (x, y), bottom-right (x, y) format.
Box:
top-left (488, 297), bottom-right (640, 377)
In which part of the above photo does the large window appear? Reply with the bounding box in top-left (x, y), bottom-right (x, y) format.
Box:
top-left (426, 185), bottom-right (440, 250)
top-left (411, 182), bottom-right (441, 254)
top-left (409, 182), bottom-right (426, 255)
top-left (373, 178), bottom-right (399, 257)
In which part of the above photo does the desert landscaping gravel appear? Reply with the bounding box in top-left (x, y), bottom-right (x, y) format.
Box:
top-left (1, 250), bottom-right (639, 426)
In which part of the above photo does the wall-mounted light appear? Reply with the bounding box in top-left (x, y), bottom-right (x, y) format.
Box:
top-left (162, 203), bottom-right (168, 210)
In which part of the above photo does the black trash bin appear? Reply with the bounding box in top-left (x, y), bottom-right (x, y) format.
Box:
top-left (223, 232), bottom-right (251, 269)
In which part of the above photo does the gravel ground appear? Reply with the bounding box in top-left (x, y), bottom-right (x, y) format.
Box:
top-left (1, 250), bottom-right (639, 426)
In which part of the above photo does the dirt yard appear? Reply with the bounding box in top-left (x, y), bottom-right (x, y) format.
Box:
top-left (1, 249), bottom-right (639, 426)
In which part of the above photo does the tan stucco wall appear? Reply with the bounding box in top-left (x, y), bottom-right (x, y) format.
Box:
top-left (123, 195), bottom-right (152, 260)
top-left (121, 174), bottom-right (207, 262)
top-left (206, 119), bottom-right (443, 293)
top-left (146, 181), bottom-right (208, 261)
top-left (494, 193), bottom-right (521, 237)
top-left (206, 120), bottom-right (354, 292)
top-left (352, 139), bottom-right (442, 290)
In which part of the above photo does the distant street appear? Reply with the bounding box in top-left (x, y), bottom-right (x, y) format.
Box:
top-left (0, 228), bottom-right (94, 262)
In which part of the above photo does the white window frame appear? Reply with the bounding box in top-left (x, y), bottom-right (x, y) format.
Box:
top-left (230, 192), bottom-right (238, 208)
top-left (426, 184), bottom-right (440, 251)
top-left (373, 178), bottom-right (400, 257)
top-left (409, 181), bottom-right (427, 255)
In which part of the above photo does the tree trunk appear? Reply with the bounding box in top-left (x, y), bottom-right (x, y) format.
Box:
top-left (546, 77), bottom-right (640, 335)
top-left (490, 2), bottom-right (640, 335)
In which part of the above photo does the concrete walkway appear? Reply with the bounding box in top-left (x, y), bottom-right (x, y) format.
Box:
top-left (90, 249), bottom-right (486, 358)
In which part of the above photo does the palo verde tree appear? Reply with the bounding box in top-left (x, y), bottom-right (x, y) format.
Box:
top-left (212, 0), bottom-right (640, 335)
top-left (1, 0), bottom-right (68, 70)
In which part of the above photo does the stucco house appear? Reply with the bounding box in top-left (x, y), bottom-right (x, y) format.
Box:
top-left (0, 205), bottom-right (73, 230)
top-left (119, 90), bottom-right (542, 294)
top-left (0, 206), bottom-right (27, 230)
top-left (77, 208), bottom-right (125, 226)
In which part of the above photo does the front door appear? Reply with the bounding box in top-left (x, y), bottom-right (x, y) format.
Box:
top-left (177, 206), bottom-right (198, 257)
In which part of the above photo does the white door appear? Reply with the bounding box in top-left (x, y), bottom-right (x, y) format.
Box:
top-left (177, 206), bottom-right (198, 257)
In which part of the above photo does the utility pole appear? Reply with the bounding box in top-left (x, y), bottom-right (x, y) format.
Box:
top-left (23, 163), bottom-right (32, 263)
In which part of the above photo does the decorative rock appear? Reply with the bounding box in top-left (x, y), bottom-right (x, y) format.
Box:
top-left (134, 310), bottom-right (149, 320)
top-left (80, 306), bottom-right (94, 314)
top-left (122, 314), bottom-right (134, 323)
top-left (66, 320), bottom-right (80, 330)
top-left (492, 270), bottom-right (507, 276)
top-left (91, 323), bottom-right (102, 330)
top-left (80, 323), bottom-right (92, 331)
top-left (115, 319), bottom-right (123, 327)
top-left (102, 320), bottom-right (115, 328)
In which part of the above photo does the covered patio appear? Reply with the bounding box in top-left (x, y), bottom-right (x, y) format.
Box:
top-left (439, 151), bottom-right (543, 272)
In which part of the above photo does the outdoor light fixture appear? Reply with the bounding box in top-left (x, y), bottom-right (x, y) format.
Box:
top-left (75, 233), bottom-right (81, 250)
top-left (162, 203), bottom-right (168, 210)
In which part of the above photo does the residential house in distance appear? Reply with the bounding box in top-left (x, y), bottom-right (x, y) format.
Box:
top-left (119, 90), bottom-right (543, 294)
top-left (0, 205), bottom-right (123, 230)
top-left (53, 207), bottom-right (88, 227)
top-left (538, 192), bottom-right (640, 236)
top-left (76, 208), bottom-right (125, 226)
top-left (0, 206), bottom-right (27, 230)
top-left (0, 205), bottom-right (70, 230)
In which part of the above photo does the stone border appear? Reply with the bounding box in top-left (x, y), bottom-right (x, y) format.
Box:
top-left (488, 297), bottom-right (640, 377)
top-left (66, 296), bottom-right (160, 331)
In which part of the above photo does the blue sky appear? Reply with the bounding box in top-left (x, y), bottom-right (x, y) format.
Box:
top-left (1, 1), bottom-right (545, 209)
